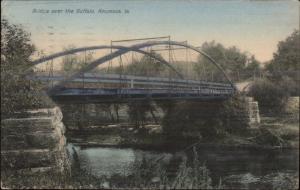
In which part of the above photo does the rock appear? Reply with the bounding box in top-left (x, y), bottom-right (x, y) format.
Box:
top-left (151, 177), bottom-right (160, 183)
top-left (1, 106), bottom-right (70, 175)
top-left (102, 181), bottom-right (110, 188)
top-left (224, 173), bottom-right (260, 184)
top-left (107, 124), bottom-right (119, 128)
top-left (149, 127), bottom-right (162, 134)
top-left (262, 172), bottom-right (299, 189)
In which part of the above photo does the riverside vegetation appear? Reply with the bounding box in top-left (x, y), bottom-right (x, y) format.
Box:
top-left (2, 145), bottom-right (298, 189)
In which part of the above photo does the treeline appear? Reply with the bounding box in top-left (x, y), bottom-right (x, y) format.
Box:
top-left (195, 41), bottom-right (261, 82)
top-left (60, 42), bottom-right (262, 83)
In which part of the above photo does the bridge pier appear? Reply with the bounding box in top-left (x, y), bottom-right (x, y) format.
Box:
top-left (246, 97), bottom-right (261, 126)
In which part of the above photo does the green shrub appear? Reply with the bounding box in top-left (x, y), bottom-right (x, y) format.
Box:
top-left (248, 78), bottom-right (290, 115)
top-left (161, 95), bottom-right (250, 140)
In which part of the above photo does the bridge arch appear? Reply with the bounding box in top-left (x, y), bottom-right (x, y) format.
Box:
top-left (31, 41), bottom-right (236, 93)
top-left (31, 45), bottom-right (184, 79)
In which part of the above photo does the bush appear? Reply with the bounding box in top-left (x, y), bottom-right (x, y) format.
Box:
top-left (248, 78), bottom-right (290, 115)
top-left (161, 95), bottom-right (250, 140)
top-left (127, 100), bottom-right (158, 127)
top-left (280, 76), bottom-right (299, 96)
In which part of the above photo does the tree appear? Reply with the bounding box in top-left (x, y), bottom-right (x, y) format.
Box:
top-left (267, 30), bottom-right (299, 73)
top-left (162, 96), bottom-right (249, 140)
top-left (195, 41), bottom-right (261, 82)
top-left (195, 41), bottom-right (226, 81)
top-left (1, 19), bottom-right (54, 118)
top-left (244, 55), bottom-right (261, 79)
top-left (62, 45), bottom-right (93, 74)
top-left (1, 19), bottom-right (34, 74)
top-left (109, 51), bottom-right (166, 77)
top-left (265, 30), bottom-right (299, 95)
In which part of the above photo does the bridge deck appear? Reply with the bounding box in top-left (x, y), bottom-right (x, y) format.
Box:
top-left (32, 72), bottom-right (233, 89)
top-left (32, 72), bottom-right (234, 102)
top-left (51, 87), bottom-right (233, 103)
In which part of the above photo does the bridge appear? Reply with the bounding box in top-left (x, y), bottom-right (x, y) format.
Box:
top-left (29, 38), bottom-right (237, 103)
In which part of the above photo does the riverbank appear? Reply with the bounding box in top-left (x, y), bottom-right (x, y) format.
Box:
top-left (65, 97), bottom-right (299, 151)
top-left (66, 115), bottom-right (299, 151)
top-left (64, 143), bottom-right (298, 189)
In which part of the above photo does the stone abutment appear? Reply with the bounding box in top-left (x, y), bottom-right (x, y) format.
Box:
top-left (1, 107), bottom-right (70, 175)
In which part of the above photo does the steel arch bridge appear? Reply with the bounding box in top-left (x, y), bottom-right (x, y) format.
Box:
top-left (30, 40), bottom-right (236, 103)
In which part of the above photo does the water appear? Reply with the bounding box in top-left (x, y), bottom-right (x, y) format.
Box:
top-left (68, 144), bottom-right (173, 177)
top-left (67, 143), bottom-right (299, 188)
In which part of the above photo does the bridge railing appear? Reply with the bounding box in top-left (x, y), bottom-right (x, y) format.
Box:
top-left (32, 72), bottom-right (233, 91)
top-left (54, 87), bottom-right (234, 97)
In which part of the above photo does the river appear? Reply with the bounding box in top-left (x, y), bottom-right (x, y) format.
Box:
top-left (67, 143), bottom-right (299, 189)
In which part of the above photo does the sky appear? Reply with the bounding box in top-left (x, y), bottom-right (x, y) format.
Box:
top-left (2, 0), bottom-right (299, 63)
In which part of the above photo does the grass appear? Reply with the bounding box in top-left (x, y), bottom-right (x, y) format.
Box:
top-left (257, 113), bottom-right (299, 148)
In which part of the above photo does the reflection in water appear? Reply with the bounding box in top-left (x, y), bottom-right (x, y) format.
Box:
top-left (67, 143), bottom-right (299, 188)
top-left (67, 144), bottom-right (173, 177)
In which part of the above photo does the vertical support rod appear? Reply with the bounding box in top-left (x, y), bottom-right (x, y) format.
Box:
top-left (119, 55), bottom-right (123, 89)
top-left (130, 79), bottom-right (134, 88)
top-left (50, 59), bottom-right (54, 88)
top-left (83, 50), bottom-right (86, 89)
top-left (108, 40), bottom-right (113, 73)
top-left (168, 36), bottom-right (171, 93)
top-left (185, 41), bottom-right (188, 78)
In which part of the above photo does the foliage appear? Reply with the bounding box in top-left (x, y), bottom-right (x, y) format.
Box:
top-left (171, 147), bottom-right (215, 189)
top-left (244, 55), bottom-right (261, 78)
top-left (195, 41), bottom-right (261, 82)
top-left (105, 41), bottom-right (263, 82)
top-left (266, 30), bottom-right (299, 75)
top-left (248, 78), bottom-right (290, 115)
top-left (94, 103), bottom-right (120, 123)
top-left (161, 95), bottom-right (250, 140)
top-left (253, 128), bottom-right (285, 147)
top-left (62, 46), bottom-right (94, 74)
top-left (265, 30), bottom-right (300, 95)
top-left (108, 51), bottom-right (168, 77)
top-left (127, 100), bottom-right (158, 126)
top-left (127, 51), bottom-right (166, 76)
top-left (1, 19), bottom-right (55, 118)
